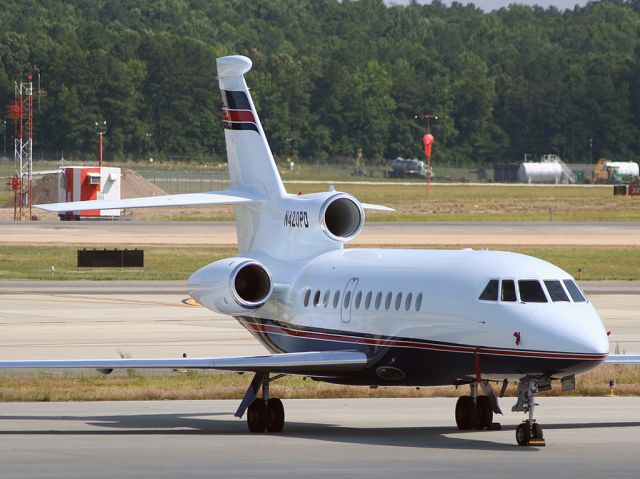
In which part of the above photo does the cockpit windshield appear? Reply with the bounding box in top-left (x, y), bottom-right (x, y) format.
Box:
top-left (501, 280), bottom-right (517, 302)
top-left (479, 278), bottom-right (587, 304)
top-left (518, 280), bottom-right (547, 303)
top-left (544, 280), bottom-right (570, 302)
top-left (563, 279), bottom-right (586, 302)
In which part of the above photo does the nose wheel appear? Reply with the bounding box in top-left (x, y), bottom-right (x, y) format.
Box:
top-left (512, 377), bottom-right (547, 446)
top-left (516, 420), bottom-right (544, 446)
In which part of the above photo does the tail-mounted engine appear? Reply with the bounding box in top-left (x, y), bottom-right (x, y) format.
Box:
top-left (188, 257), bottom-right (273, 315)
top-left (319, 193), bottom-right (364, 242)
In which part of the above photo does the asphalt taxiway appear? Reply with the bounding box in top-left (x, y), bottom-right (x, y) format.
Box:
top-left (1, 397), bottom-right (639, 478)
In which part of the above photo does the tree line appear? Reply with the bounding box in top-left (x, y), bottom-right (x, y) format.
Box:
top-left (1, 0), bottom-right (639, 166)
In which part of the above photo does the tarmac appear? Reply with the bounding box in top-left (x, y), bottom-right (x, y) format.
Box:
top-left (1, 397), bottom-right (639, 478)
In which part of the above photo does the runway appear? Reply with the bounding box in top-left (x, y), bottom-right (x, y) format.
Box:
top-left (1, 397), bottom-right (639, 478)
top-left (1, 221), bottom-right (639, 246)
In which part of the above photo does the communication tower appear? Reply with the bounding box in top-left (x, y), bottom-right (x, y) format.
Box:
top-left (5, 78), bottom-right (34, 220)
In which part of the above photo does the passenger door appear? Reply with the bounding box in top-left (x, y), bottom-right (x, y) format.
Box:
top-left (340, 277), bottom-right (359, 324)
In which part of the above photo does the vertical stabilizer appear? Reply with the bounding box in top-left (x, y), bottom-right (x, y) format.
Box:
top-left (217, 56), bottom-right (286, 199)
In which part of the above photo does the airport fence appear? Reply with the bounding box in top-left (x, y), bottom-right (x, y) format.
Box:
top-left (139, 170), bottom-right (229, 194)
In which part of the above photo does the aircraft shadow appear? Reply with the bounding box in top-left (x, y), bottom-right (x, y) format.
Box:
top-left (7, 410), bottom-right (637, 450)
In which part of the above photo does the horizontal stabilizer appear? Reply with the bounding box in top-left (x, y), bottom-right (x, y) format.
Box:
top-left (0, 350), bottom-right (367, 376)
top-left (605, 354), bottom-right (640, 364)
top-left (361, 203), bottom-right (395, 212)
top-left (35, 188), bottom-right (265, 213)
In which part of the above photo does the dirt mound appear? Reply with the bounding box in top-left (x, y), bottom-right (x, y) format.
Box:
top-left (120, 169), bottom-right (166, 198)
top-left (31, 173), bottom-right (60, 204)
top-left (30, 168), bottom-right (166, 204)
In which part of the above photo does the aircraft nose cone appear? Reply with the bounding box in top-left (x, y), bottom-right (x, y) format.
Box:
top-left (577, 324), bottom-right (609, 356)
top-left (566, 308), bottom-right (609, 356)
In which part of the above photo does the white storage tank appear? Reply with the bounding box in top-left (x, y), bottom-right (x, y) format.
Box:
top-left (605, 161), bottom-right (639, 177)
top-left (518, 162), bottom-right (564, 184)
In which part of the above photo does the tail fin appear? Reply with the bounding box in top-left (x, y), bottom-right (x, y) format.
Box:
top-left (217, 56), bottom-right (286, 199)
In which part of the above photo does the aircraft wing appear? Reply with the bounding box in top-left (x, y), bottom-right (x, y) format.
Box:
top-left (35, 188), bottom-right (265, 213)
top-left (0, 350), bottom-right (367, 377)
top-left (604, 355), bottom-right (640, 364)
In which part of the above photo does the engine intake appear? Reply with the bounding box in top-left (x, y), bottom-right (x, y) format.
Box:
top-left (320, 194), bottom-right (364, 242)
top-left (231, 261), bottom-right (273, 308)
top-left (188, 258), bottom-right (273, 315)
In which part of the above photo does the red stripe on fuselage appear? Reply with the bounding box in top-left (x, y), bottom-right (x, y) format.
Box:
top-left (240, 319), bottom-right (607, 361)
top-left (223, 109), bottom-right (255, 123)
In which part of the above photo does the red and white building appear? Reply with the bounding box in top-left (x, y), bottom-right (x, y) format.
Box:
top-left (58, 166), bottom-right (121, 219)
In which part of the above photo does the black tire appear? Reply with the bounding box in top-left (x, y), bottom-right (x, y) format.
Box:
top-left (455, 396), bottom-right (475, 430)
top-left (266, 398), bottom-right (285, 433)
top-left (532, 422), bottom-right (544, 440)
top-left (247, 400), bottom-right (267, 433)
top-left (476, 396), bottom-right (493, 429)
top-left (516, 422), bottom-right (531, 446)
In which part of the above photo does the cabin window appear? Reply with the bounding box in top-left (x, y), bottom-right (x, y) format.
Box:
top-left (518, 280), bottom-right (547, 303)
top-left (415, 293), bottom-right (423, 311)
top-left (479, 280), bottom-right (499, 301)
top-left (395, 293), bottom-right (402, 311)
top-left (333, 291), bottom-right (340, 308)
top-left (343, 290), bottom-right (352, 309)
top-left (365, 291), bottom-right (372, 310)
top-left (323, 290), bottom-right (330, 307)
top-left (355, 291), bottom-right (362, 309)
top-left (405, 292), bottom-right (413, 311)
top-left (501, 280), bottom-right (517, 302)
top-left (303, 289), bottom-right (311, 307)
top-left (313, 290), bottom-right (321, 307)
top-left (375, 292), bottom-right (382, 310)
top-left (385, 292), bottom-right (392, 310)
top-left (563, 279), bottom-right (586, 302)
top-left (544, 280), bottom-right (570, 302)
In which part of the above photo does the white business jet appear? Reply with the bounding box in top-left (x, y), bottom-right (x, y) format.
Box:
top-left (2, 55), bottom-right (637, 446)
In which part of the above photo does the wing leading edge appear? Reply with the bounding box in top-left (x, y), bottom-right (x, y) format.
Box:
top-left (0, 350), bottom-right (367, 377)
top-left (604, 354), bottom-right (640, 364)
top-left (34, 187), bottom-right (265, 213)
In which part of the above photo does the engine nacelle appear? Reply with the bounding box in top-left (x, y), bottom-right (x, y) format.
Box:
top-left (188, 257), bottom-right (273, 315)
top-left (318, 193), bottom-right (364, 243)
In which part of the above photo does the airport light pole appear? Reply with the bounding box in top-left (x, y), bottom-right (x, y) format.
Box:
top-left (2, 119), bottom-right (6, 160)
top-left (95, 121), bottom-right (107, 167)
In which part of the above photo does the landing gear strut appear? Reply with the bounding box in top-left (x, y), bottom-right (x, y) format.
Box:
top-left (237, 372), bottom-right (286, 433)
top-left (512, 377), bottom-right (547, 446)
top-left (455, 382), bottom-right (501, 430)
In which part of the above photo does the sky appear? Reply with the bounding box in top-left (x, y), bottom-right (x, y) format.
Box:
top-left (388, 1), bottom-right (591, 11)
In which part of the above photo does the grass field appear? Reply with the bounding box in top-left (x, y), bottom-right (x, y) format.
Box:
top-left (4, 160), bottom-right (639, 221)
top-left (1, 244), bottom-right (639, 280)
top-left (1, 364), bottom-right (638, 402)
top-left (289, 183), bottom-right (640, 222)
top-left (127, 182), bottom-right (640, 222)
top-left (0, 245), bottom-right (236, 280)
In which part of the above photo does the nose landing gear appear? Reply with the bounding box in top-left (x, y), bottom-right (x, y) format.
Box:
top-left (512, 377), bottom-right (547, 446)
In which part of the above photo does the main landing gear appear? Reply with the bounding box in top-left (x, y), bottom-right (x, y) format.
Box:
top-left (512, 377), bottom-right (547, 446)
top-left (455, 381), bottom-right (502, 430)
top-left (236, 372), bottom-right (286, 433)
